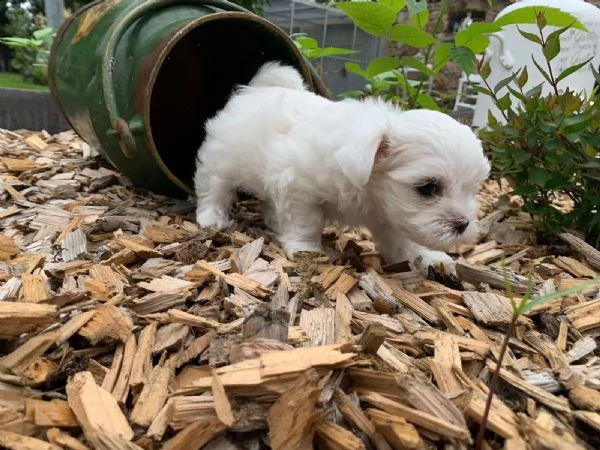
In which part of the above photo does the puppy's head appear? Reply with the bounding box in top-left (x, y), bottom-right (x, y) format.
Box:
top-left (335, 105), bottom-right (490, 251)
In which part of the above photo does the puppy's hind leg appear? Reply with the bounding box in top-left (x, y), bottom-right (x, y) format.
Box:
top-left (275, 201), bottom-right (324, 260)
top-left (262, 200), bottom-right (279, 232)
top-left (194, 166), bottom-right (236, 230)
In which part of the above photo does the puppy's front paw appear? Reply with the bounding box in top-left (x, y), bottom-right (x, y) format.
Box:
top-left (413, 250), bottom-right (456, 276)
top-left (281, 240), bottom-right (323, 261)
top-left (195, 209), bottom-right (233, 231)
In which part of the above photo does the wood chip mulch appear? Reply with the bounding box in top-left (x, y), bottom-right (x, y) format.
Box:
top-left (2, 128), bottom-right (600, 450)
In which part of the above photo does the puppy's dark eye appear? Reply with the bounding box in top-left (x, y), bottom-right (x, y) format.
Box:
top-left (416, 179), bottom-right (440, 197)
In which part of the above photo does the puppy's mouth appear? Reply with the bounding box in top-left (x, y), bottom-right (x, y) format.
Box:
top-left (412, 219), bottom-right (479, 250)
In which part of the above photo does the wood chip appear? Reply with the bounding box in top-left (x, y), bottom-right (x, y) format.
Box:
top-left (0, 430), bottom-right (62, 450)
top-left (66, 371), bottom-right (134, 443)
top-left (0, 302), bottom-right (57, 339)
top-left (0, 235), bottom-right (20, 260)
top-left (267, 369), bottom-right (323, 450)
top-left (3, 129), bottom-right (600, 448)
top-left (366, 408), bottom-right (424, 450)
top-left (565, 299), bottom-right (600, 332)
top-left (315, 420), bottom-right (366, 450)
top-left (78, 305), bottom-right (134, 344)
top-left (24, 399), bottom-right (78, 427)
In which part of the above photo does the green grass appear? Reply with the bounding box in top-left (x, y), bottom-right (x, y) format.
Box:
top-left (0, 72), bottom-right (48, 90)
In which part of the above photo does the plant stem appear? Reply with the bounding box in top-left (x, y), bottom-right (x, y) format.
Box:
top-left (408, 0), bottom-right (447, 109)
top-left (474, 313), bottom-right (518, 450)
top-left (408, 44), bottom-right (434, 108)
top-left (536, 18), bottom-right (560, 96)
top-left (476, 65), bottom-right (510, 122)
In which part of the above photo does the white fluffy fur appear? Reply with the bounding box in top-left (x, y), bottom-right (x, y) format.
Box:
top-left (194, 61), bottom-right (491, 274)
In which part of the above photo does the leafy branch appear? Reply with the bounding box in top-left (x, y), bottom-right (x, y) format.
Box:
top-left (475, 263), bottom-right (600, 450)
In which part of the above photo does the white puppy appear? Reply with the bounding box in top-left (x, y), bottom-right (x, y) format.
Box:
top-left (194, 62), bottom-right (490, 273)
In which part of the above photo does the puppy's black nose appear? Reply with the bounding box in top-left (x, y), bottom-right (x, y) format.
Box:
top-left (453, 218), bottom-right (469, 234)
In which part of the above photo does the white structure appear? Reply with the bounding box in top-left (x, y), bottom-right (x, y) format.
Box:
top-left (472, 0), bottom-right (600, 129)
top-left (44, 0), bottom-right (65, 30)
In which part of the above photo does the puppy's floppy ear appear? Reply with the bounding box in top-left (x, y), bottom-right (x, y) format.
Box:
top-left (336, 133), bottom-right (390, 188)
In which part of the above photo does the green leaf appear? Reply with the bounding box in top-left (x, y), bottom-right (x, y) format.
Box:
top-left (345, 62), bottom-right (367, 78)
top-left (512, 184), bottom-right (538, 196)
top-left (519, 277), bottom-right (600, 315)
top-left (488, 110), bottom-right (499, 127)
top-left (531, 56), bottom-right (553, 84)
top-left (563, 113), bottom-right (593, 134)
top-left (294, 36), bottom-right (318, 49)
top-left (470, 83), bottom-right (492, 96)
top-left (366, 57), bottom-right (402, 79)
top-left (581, 161), bottom-right (600, 170)
top-left (512, 151), bottom-right (531, 164)
top-left (545, 24), bottom-right (571, 44)
top-left (400, 55), bottom-right (435, 76)
top-left (517, 27), bottom-right (542, 45)
top-left (379, 0), bottom-right (406, 14)
top-left (0, 37), bottom-right (38, 48)
top-left (528, 167), bottom-right (550, 187)
top-left (336, 2), bottom-right (397, 37)
top-left (33, 27), bottom-right (54, 40)
top-left (412, 8), bottom-right (430, 28)
top-left (433, 43), bottom-right (452, 71)
top-left (307, 47), bottom-right (358, 59)
top-left (496, 92), bottom-right (512, 110)
top-left (480, 62), bottom-right (491, 80)
top-left (494, 72), bottom-right (517, 94)
top-left (543, 29), bottom-right (561, 62)
top-left (449, 45), bottom-right (476, 75)
top-left (556, 57), bottom-right (594, 83)
top-left (406, 0), bottom-right (427, 17)
top-left (466, 22), bottom-right (502, 35)
top-left (591, 64), bottom-right (600, 86)
top-left (389, 24), bottom-right (437, 47)
top-left (455, 29), bottom-right (490, 54)
top-left (517, 66), bottom-right (528, 88)
top-left (536, 11), bottom-right (547, 29)
top-left (406, 0), bottom-right (429, 28)
top-left (494, 6), bottom-right (587, 32)
top-left (415, 92), bottom-right (442, 110)
top-left (525, 82), bottom-right (544, 98)
top-left (506, 85), bottom-right (525, 103)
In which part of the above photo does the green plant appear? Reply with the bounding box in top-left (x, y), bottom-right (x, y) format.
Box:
top-left (476, 266), bottom-right (600, 450)
top-left (330, 1), bottom-right (592, 110)
top-left (330, 1), bottom-right (600, 246)
top-left (468, 10), bottom-right (600, 246)
top-left (292, 33), bottom-right (357, 60)
top-left (334, 0), bottom-right (450, 108)
top-left (292, 33), bottom-right (357, 77)
top-left (482, 89), bottom-right (600, 245)
top-left (0, 26), bottom-right (54, 84)
top-left (2, 4), bottom-right (35, 79)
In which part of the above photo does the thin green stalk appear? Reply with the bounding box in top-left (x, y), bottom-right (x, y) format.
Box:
top-left (475, 59), bottom-right (510, 122)
top-left (407, 0), bottom-right (447, 108)
top-left (536, 18), bottom-right (560, 96)
top-left (474, 313), bottom-right (518, 450)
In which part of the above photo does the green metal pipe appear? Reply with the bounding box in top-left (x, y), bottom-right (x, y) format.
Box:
top-left (48, 0), bottom-right (330, 197)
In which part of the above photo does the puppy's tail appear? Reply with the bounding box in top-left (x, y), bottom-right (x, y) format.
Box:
top-left (248, 61), bottom-right (306, 90)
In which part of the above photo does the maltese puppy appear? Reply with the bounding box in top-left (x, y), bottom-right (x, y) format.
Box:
top-left (194, 62), bottom-right (490, 274)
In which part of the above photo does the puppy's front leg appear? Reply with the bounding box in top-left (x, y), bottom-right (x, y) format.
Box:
top-left (275, 201), bottom-right (324, 259)
top-left (194, 172), bottom-right (236, 231)
top-left (370, 224), bottom-right (456, 275)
